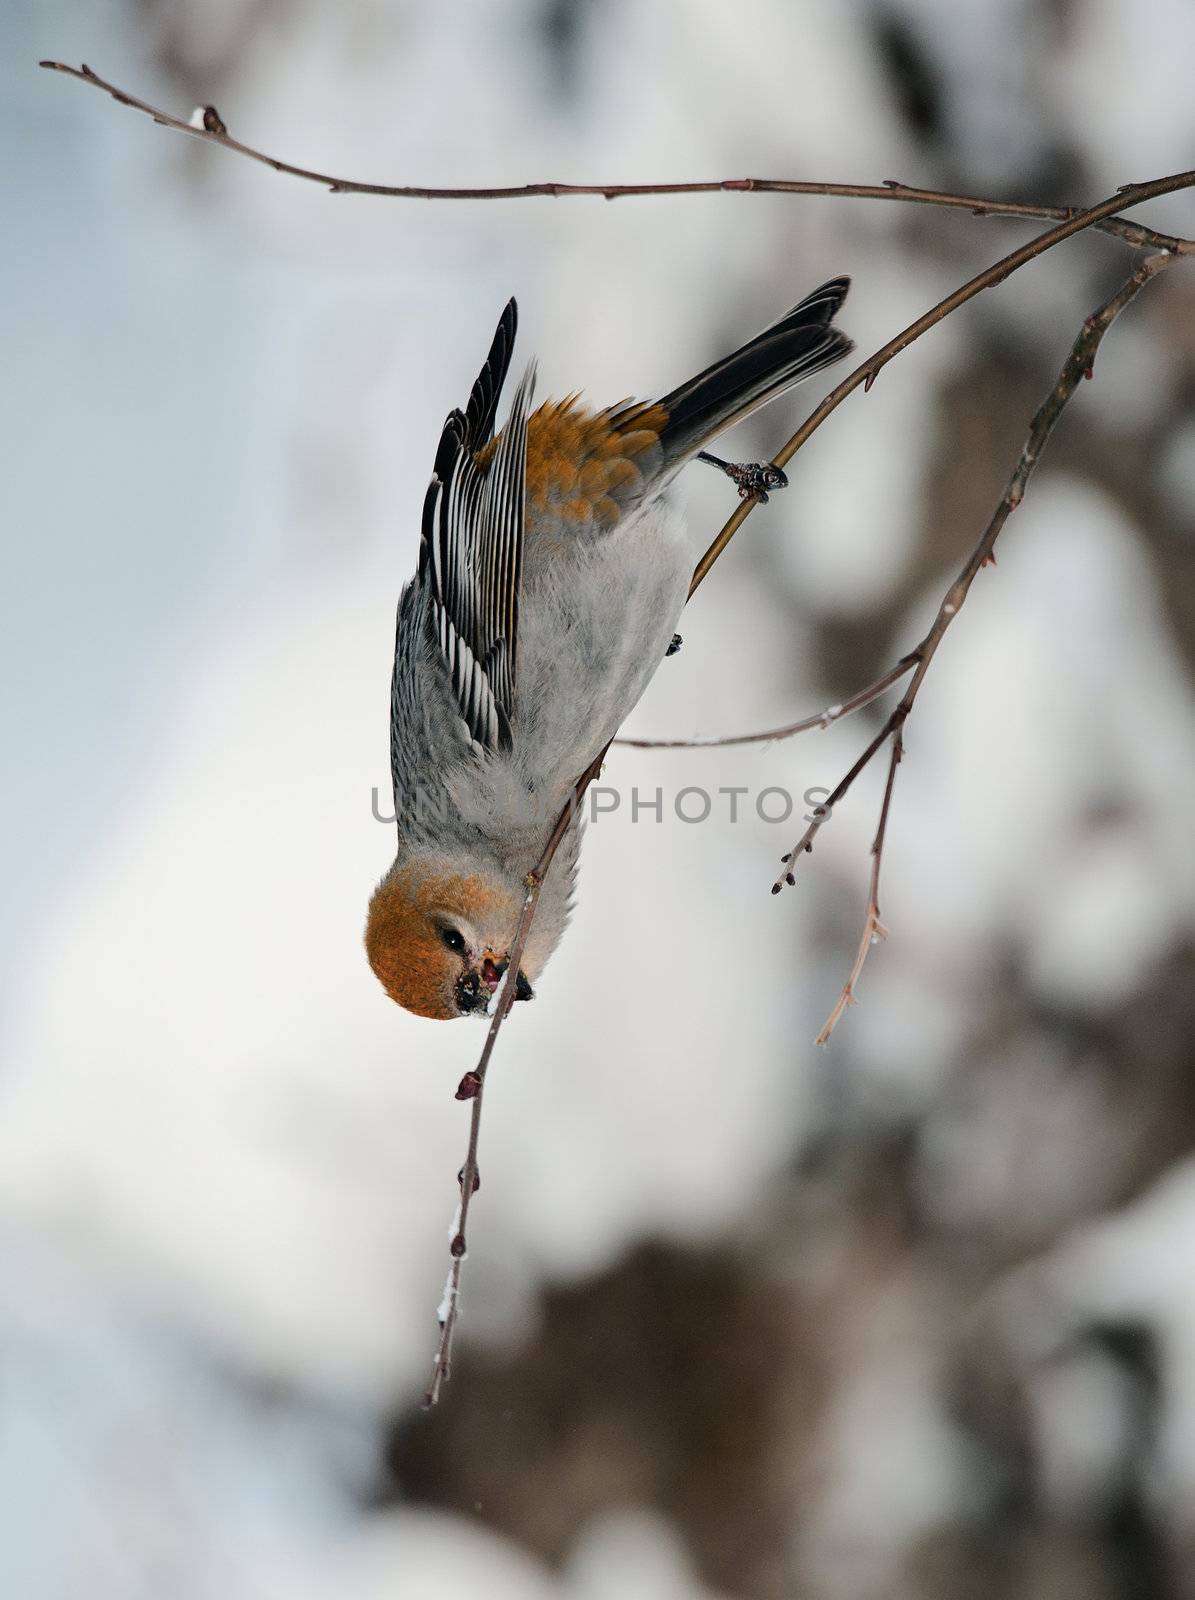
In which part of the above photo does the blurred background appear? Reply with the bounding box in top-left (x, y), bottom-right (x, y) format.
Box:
top-left (5, 1), bottom-right (1195, 1595)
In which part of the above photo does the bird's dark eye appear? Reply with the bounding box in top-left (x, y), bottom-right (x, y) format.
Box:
top-left (441, 927), bottom-right (466, 955)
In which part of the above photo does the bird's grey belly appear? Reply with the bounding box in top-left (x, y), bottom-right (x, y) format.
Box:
top-left (513, 493), bottom-right (692, 799)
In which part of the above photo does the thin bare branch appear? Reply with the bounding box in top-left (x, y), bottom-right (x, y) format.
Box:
top-left (772, 719), bottom-right (897, 890)
top-left (814, 730), bottom-right (902, 1046)
top-left (687, 192), bottom-right (1193, 596)
top-left (36, 61), bottom-right (1195, 257)
top-left (45, 66), bottom-right (1195, 621)
top-left (423, 744), bottom-right (607, 1408)
top-left (773, 249), bottom-right (1174, 1038)
top-left (614, 654), bottom-right (918, 750)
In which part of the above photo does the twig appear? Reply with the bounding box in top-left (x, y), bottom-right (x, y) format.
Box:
top-left (35, 61), bottom-right (1195, 257)
top-left (35, 68), bottom-right (1195, 644)
top-left (814, 731), bottom-right (902, 1045)
top-left (773, 250), bottom-right (1175, 1039)
top-left (687, 190), bottom-right (1195, 595)
top-left (422, 745), bottom-right (606, 1408)
top-left (614, 654), bottom-right (918, 749)
top-left (773, 720), bottom-right (897, 883)
top-left (42, 65), bottom-right (1194, 607)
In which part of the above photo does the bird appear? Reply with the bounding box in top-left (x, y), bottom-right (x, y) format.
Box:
top-left (366, 280), bottom-right (853, 1019)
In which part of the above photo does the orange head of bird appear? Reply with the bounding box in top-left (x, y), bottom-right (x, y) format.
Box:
top-left (365, 862), bottom-right (535, 1021)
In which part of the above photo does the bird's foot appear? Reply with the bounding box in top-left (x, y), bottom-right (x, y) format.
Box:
top-left (696, 451), bottom-right (789, 504)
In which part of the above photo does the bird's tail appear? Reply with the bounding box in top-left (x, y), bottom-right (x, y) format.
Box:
top-left (655, 277), bottom-right (852, 467)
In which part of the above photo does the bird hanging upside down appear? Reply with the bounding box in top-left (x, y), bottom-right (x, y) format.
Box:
top-left (367, 281), bottom-right (853, 1018)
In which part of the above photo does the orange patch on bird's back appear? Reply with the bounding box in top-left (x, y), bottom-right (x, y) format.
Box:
top-left (524, 399), bottom-right (668, 531)
top-left (365, 867), bottom-right (510, 1020)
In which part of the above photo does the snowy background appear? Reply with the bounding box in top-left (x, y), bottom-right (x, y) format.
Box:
top-left (5, 1), bottom-right (1195, 1596)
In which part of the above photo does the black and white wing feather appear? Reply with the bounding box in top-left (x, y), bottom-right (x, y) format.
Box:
top-left (418, 299), bottom-right (535, 753)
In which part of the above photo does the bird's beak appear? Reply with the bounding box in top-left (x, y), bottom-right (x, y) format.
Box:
top-left (480, 954), bottom-right (534, 1002)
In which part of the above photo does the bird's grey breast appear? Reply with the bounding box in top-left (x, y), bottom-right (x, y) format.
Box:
top-left (512, 490), bottom-right (694, 795)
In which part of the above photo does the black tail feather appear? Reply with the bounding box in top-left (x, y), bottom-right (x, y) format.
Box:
top-left (657, 277), bottom-right (852, 465)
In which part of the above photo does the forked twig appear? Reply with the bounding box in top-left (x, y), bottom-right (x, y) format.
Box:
top-left (773, 250), bottom-right (1175, 1042)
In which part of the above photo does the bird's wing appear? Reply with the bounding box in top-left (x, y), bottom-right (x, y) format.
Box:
top-left (418, 299), bottom-right (535, 753)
